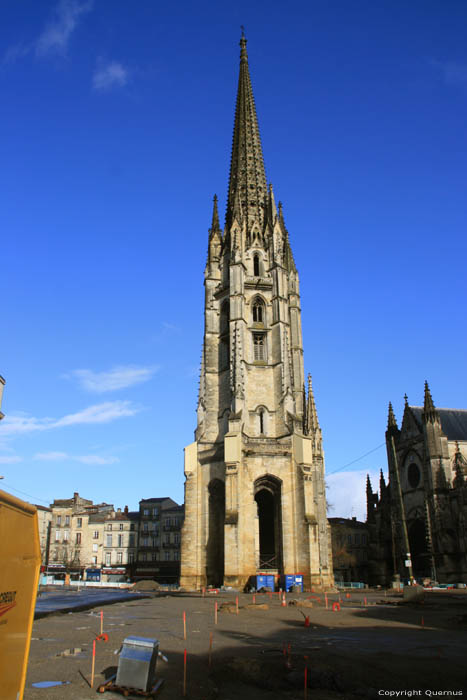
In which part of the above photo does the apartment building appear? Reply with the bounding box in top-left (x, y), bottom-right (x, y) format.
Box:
top-left (136, 497), bottom-right (184, 583)
top-left (35, 504), bottom-right (52, 566)
top-left (48, 492), bottom-right (94, 577)
top-left (100, 507), bottom-right (139, 581)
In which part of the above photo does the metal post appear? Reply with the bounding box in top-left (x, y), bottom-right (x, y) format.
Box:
top-left (390, 436), bottom-right (414, 583)
top-left (424, 498), bottom-right (437, 582)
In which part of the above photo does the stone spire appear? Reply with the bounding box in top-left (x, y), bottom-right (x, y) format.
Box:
top-left (366, 474), bottom-right (375, 523)
top-left (423, 381), bottom-right (436, 419)
top-left (278, 202), bottom-right (297, 272)
top-left (226, 32), bottom-right (267, 233)
top-left (207, 194), bottom-right (222, 266)
top-left (387, 402), bottom-right (398, 431)
top-left (306, 375), bottom-right (319, 434)
top-left (211, 193), bottom-right (221, 232)
top-left (305, 374), bottom-right (322, 455)
top-left (379, 468), bottom-right (386, 494)
top-left (453, 441), bottom-right (467, 488)
top-left (423, 380), bottom-right (438, 423)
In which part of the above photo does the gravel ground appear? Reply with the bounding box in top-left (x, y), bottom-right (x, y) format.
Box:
top-left (24, 589), bottom-right (467, 700)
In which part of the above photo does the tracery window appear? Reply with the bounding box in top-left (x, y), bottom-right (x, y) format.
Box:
top-left (253, 254), bottom-right (260, 277)
top-left (252, 298), bottom-right (264, 324)
top-left (253, 333), bottom-right (266, 362)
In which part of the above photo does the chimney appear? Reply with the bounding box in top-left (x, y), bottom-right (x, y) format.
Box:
top-left (117, 508), bottom-right (121, 514)
top-left (124, 506), bottom-right (128, 515)
top-left (73, 492), bottom-right (79, 502)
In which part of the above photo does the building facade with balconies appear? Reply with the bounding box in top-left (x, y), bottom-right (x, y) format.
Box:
top-left (136, 497), bottom-right (183, 584)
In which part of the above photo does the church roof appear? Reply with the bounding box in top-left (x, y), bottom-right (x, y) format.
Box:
top-left (226, 32), bottom-right (267, 230)
top-left (410, 406), bottom-right (467, 441)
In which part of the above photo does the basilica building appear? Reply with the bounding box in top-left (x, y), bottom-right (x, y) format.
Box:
top-left (180, 35), bottom-right (333, 590)
top-left (367, 382), bottom-right (467, 584)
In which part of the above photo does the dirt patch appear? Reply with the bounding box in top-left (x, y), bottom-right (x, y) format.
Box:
top-left (24, 589), bottom-right (467, 700)
top-left (132, 579), bottom-right (161, 591)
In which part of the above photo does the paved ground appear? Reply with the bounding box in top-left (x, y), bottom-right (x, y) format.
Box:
top-left (24, 588), bottom-right (467, 699)
top-left (35, 589), bottom-right (147, 617)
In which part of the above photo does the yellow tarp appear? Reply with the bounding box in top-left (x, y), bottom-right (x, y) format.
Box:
top-left (0, 490), bottom-right (41, 700)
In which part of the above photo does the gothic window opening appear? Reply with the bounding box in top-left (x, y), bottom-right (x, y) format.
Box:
top-left (252, 298), bottom-right (264, 325)
top-left (220, 301), bottom-right (230, 335)
top-left (253, 333), bottom-right (266, 362)
top-left (219, 301), bottom-right (230, 371)
top-left (408, 462), bottom-right (421, 489)
top-left (253, 254), bottom-right (260, 277)
top-left (254, 476), bottom-right (283, 573)
top-left (259, 409), bottom-right (264, 434)
top-left (206, 479), bottom-right (225, 587)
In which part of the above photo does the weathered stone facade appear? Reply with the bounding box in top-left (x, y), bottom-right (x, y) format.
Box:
top-left (329, 517), bottom-right (369, 584)
top-left (367, 382), bottom-right (467, 585)
top-left (180, 35), bottom-right (333, 591)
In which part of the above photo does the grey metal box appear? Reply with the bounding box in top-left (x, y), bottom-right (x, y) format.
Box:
top-left (116, 636), bottom-right (159, 691)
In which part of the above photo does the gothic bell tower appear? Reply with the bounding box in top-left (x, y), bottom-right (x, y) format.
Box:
top-left (180, 34), bottom-right (333, 590)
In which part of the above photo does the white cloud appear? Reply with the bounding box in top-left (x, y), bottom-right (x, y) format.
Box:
top-left (0, 455), bottom-right (22, 464)
top-left (36, 0), bottom-right (92, 57)
top-left (34, 451), bottom-right (68, 461)
top-left (0, 414), bottom-right (54, 437)
top-left (76, 454), bottom-right (118, 465)
top-left (34, 451), bottom-right (118, 465)
top-left (68, 365), bottom-right (158, 393)
top-left (93, 60), bottom-right (129, 91)
top-left (326, 468), bottom-right (382, 522)
top-left (54, 401), bottom-right (139, 426)
top-left (0, 400), bottom-right (140, 437)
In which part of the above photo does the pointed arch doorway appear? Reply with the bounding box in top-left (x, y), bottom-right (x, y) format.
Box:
top-left (254, 476), bottom-right (283, 573)
top-left (206, 479), bottom-right (225, 586)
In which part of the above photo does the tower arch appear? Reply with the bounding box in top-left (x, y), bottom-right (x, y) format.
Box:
top-left (254, 475), bottom-right (283, 573)
top-left (206, 479), bottom-right (225, 586)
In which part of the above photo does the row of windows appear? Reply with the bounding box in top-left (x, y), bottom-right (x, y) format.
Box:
top-left (55, 533), bottom-right (180, 547)
top-left (106, 534), bottom-right (132, 547)
top-left (336, 533), bottom-right (368, 547)
top-left (106, 523), bottom-right (129, 531)
top-left (142, 507), bottom-right (159, 517)
top-left (101, 551), bottom-right (131, 565)
top-left (140, 534), bottom-right (180, 546)
top-left (139, 551), bottom-right (179, 562)
top-left (56, 517), bottom-right (137, 531)
top-left (140, 517), bottom-right (180, 531)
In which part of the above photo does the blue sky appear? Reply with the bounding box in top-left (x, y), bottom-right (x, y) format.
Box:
top-left (1, 0), bottom-right (466, 521)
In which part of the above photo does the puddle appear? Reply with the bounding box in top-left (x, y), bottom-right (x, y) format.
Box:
top-left (31, 638), bottom-right (63, 642)
top-left (56, 647), bottom-right (84, 657)
top-left (31, 681), bottom-right (71, 688)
